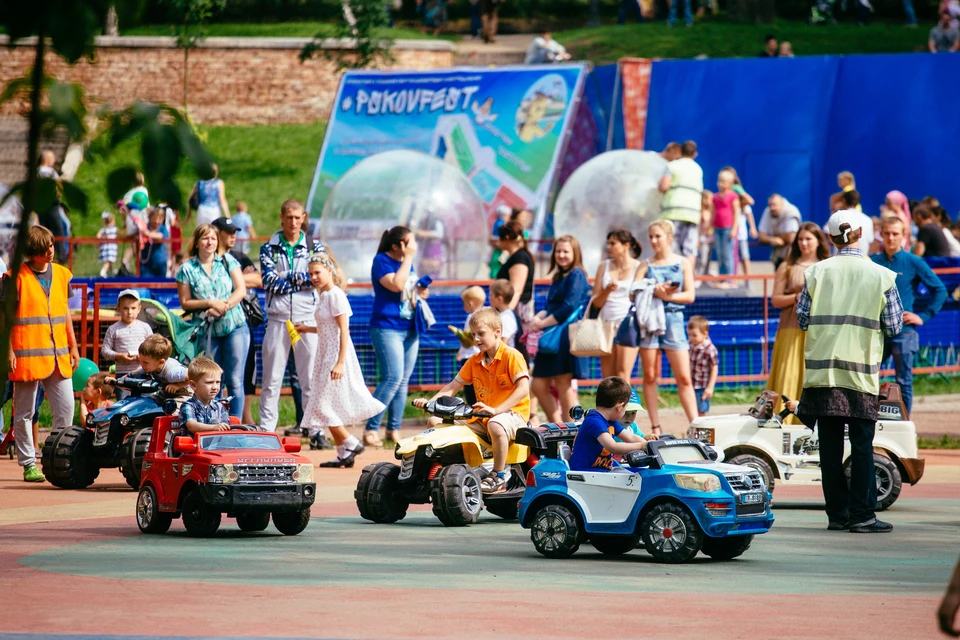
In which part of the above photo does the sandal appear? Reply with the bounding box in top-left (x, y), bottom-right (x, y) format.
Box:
top-left (363, 431), bottom-right (382, 448)
top-left (319, 443), bottom-right (365, 468)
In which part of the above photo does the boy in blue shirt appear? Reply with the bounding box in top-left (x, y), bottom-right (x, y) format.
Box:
top-left (569, 377), bottom-right (650, 472)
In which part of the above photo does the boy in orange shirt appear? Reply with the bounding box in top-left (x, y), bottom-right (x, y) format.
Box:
top-left (414, 307), bottom-right (529, 493)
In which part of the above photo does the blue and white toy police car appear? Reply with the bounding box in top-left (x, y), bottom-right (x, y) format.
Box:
top-left (515, 422), bottom-right (775, 563)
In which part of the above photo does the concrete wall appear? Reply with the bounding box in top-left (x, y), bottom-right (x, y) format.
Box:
top-left (0, 36), bottom-right (455, 126)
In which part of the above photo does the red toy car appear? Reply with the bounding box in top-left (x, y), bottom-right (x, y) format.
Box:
top-left (136, 416), bottom-right (317, 537)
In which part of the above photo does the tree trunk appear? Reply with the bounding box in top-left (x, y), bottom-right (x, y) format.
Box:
top-left (104, 5), bottom-right (119, 36)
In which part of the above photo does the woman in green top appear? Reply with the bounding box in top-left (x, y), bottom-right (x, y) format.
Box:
top-left (176, 224), bottom-right (249, 418)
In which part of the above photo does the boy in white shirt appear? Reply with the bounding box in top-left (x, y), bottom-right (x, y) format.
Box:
top-left (101, 289), bottom-right (153, 399)
top-left (489, 279), bottom-right (518, 348)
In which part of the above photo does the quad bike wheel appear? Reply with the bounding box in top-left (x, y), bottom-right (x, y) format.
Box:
top-left (727, 454), bottom-right (775, 492)
top-left (430, 463), bottom-right (483, 527)
top-left (845, 453), bottom-right (902, 511)
top-left (590, 534), bottom-right (641, 556)
top-left (700, 534), bottom-right (754, 560)
top-left (181, 488), bottom-right (222, 537)
top-left (41, 426), bottom-right (100, 489)
top-left (272, 509), bottom-right (311, 536)
top-left (136, 485), bottom-right (173, 534)
top-left (641, 502), bottom-right (704, 564)
top-left (530, 503), bottom-right (582, 559)
top-left (354, 462), bottom-right (409, 523)
top-left (236, 512), bottom-right (271, 532)
top-left (120, 427), bottom-right (153, 490)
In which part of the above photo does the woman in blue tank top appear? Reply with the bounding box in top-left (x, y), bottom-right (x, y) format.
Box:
top-left (187, 162), bottom-right (229, 226)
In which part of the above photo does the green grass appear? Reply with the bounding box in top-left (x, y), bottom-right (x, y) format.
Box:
top-left (122, 22), bottom-right (457, 40)
top-left (555, 19), bottom-right (932, 62)
top-left (70, 121), bottom-right (326, 276)
top-left (918, 435), bottom-right (960, 450)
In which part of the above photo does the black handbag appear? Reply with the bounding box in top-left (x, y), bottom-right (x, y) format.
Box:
top-left (240, 290), bottom-right (265, 328)
top-left (189, 183), bottom-right (201, 210)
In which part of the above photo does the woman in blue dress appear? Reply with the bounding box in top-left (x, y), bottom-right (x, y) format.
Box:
top-left (528, 235), bottom-right (590, 423)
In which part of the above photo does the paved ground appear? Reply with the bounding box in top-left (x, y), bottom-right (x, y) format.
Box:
top-left (2, 431), bottom-right (958, 640)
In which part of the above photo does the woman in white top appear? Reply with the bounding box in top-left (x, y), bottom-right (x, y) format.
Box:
top-left (589, 229), bottom-right (642, 378)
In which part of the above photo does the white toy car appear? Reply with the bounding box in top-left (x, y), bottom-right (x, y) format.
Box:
top-left (686, 383), bottom-right (924, 510)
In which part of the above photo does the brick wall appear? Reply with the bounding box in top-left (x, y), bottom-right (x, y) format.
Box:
top-left (0, 36), bottom-right (455, 125)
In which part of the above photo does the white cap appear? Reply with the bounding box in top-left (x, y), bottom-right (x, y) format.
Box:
top-left (827, 209), bottom-right (862, 242)
top-left (496, 204), bottom-right (512, 217)
top-left (117, 289), bottom-right (140, 301)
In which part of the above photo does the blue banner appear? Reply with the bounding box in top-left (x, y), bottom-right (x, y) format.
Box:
top-left (307, 65), bottom-right (588, 220)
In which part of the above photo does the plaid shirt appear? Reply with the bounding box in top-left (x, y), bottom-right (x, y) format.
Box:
top-left (796, 247), bottom-right (904, 337)
top-left (179, 396), bottom-right (230, 435)
top-left (689, 336), bottom-right (719, 390)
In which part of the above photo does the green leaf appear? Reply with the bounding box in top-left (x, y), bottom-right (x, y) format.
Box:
top-left (45, 81), bottom-right (87, 142)
top-left (175, 119), bottom-right (214, 178)
top-left (106, 166), bottom-right (139, 203)
top-left (141, 121), bottom-right (182, 186)
top-left (155, 179), bottom-right (184, 212)
top-left (0, 76), bottom-right (33, 106)
top-left (34, 178), bottom-right (60, 216)
top-left (60, 181), bottom-right (89, 216)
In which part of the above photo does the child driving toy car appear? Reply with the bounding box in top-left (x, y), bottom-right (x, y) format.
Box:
top-left (180, 357), bottom-right (231, 434)
top-left (569, 377), bottom-right (650, 472)
top-left (106, 334), bottom-right (190, 397)
top-left (413, 307), bottom-right (529, 494)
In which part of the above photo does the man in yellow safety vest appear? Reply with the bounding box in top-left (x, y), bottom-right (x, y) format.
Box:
top-left (4, 226), bottom-right (79, 482)
top-left (794, 209), bottom-right (903, 533)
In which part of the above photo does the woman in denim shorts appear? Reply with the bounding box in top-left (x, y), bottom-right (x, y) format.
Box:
top-left (613, 220), bottom-right (698, 434)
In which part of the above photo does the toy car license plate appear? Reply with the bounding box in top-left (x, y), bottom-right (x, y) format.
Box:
top-left (742, 492), bottom-right (764, 504)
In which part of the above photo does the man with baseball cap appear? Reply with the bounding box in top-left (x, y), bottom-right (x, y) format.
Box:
top-left (793, 209), bottom-right (903, 533)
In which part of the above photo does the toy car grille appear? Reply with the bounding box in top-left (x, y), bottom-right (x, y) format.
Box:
top-left (235, 464), bottom-right (295, 484)
top-left (94, 422), bottom-right (110, 446)
top-left (736, 503), bottom-right (766, 517)
top-left (724, 471), bottom-right (764, 492)
top-left (398, 455), bottom-right (415, 480)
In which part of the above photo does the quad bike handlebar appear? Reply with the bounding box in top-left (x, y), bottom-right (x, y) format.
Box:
top-left (420, 396), bottom-right (492, 422)
top-left (113, 376), bottom-right (160, 395)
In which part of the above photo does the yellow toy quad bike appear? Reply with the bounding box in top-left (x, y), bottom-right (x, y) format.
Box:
top-left (355, 397), bottom-right (578, 527)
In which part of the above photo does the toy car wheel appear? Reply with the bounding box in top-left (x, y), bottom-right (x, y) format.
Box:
top-left (41, 426), bottom-right (100, 489)
top-left (355, 462), bottom-right (409, 523)
top-left (484, 499), bottom-right (519, 521)
top-left (727, 454), bottom-right (775, 492)
top-left (272, 509), bottom-right (311, 535)
top-left (181, 488), bottom-right (221, 537)
top-left (845, 453), bottom-right (902, 511)
top-left (430, 463), bottom-right (483, 527)
top-left (590, 534), bottom-right (641, 556)
top-left (531, 504), bottom-right (581, 559)
top-left (136, 485), bottom-right (173, 534)
top-left (236, 512), bottom-right (271, 532)
top-left (701, 534), bottom-right (754, 561)
top-left (120, 427), bottom-right (152, 490)
top-left (641, 502), bottom-right (704, 564)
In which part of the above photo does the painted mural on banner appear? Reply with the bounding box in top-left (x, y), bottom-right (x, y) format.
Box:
top-left (306, 65), bottom-right (588, 229)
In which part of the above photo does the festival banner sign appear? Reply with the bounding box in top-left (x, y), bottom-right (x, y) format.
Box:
top-left (306, 64), bottom-right (588, 220)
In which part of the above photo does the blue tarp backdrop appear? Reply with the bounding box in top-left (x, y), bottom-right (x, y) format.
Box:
top-left (644, 53), bottom-right (960, 225)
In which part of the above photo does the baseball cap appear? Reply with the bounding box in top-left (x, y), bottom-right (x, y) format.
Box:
top-left (624, 389), bottom-right (645, 413)
top-left (496, 204), bottom-right (512, 217)
top-left (212, 217), bottom-right (239, 233)
top-left (827, 209), bottom-right (862, 238)
top-left (117, 289), bottom-right (140, 302)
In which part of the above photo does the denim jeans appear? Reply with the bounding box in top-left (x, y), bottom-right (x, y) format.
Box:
top-left (818, 417), bottom-right (877, 526)
top-left (883, 329), bottom-right (918, 416)
top-left (618, 0), bottom-right (643, 24)
top-left (713, 227), bottom-right (734, 275)
top-left (902, 0), bottom-right (916, 25)
top-left (668, 0), bottom-right (693, 25)
top-left (209, 323), bottom-right (250, 418)
top-left (470, 2), bottom-right (481, 36)
top-left (365, 327), bottom-right (419, 433)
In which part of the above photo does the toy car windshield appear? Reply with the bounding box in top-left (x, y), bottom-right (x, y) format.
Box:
top-left (657, 444), bottom-right (709, 465)
top-left (200, 434), bottom-right (282, 451)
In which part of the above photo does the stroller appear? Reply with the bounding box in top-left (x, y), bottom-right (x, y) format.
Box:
top-left (139, 297), bottom-right (215, 364)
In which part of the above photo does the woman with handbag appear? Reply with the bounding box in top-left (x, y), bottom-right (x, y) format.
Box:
top-left (175, 224), bottom-right (249, 418)
top-left (364, 226), bottom-right (423, 448)
top-left (528, 235), bottom-right (590, 422)
top-left (615, 220), bottom-right (698, 434)
top-left (588, 229), bottom-right (642, 378)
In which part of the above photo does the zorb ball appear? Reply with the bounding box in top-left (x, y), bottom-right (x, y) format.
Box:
top-left (319, 150), bottom-right (487, 282)
top-left (554, 150), bottom-right (667, 275)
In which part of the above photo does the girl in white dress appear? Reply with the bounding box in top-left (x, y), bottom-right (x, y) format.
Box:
top-left (295, 252), bottom-right (385, 468)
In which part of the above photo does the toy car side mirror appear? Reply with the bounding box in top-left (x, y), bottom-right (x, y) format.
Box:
top-left (162, 398), bottom-right (179, 416)
top-left (173, 436), bottom-right (197, 454)
top-left (706, 448), bottom-right (719, 461)
top-left (624, 450), bottom-right (653, 468)
top-left (569, 405), bottom-right (585, 422)
top-left (282, 437), bottom-right (302, 453)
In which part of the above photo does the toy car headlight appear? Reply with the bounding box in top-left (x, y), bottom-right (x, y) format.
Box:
top-left (689, 427), bottom-right (714, 444)
top-left (675, 473), bottom-right (722, 493)
top-left (293, 464), bottom-right (313, 484)
top-left (85, 413), bottom-right (95, 426)
top-left (208, 464), bottom-right (238, 484)
top-left (118, 414), bottom-right (130, 427)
